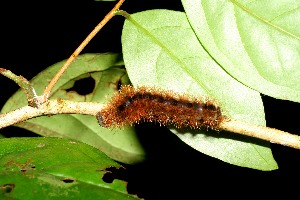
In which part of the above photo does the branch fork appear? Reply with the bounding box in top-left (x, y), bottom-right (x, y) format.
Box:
top-left (1, 0), bottom-right (300, 152)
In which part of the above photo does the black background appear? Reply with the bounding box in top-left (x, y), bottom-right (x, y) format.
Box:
top-left (1, 1), bottom-right (300, 199)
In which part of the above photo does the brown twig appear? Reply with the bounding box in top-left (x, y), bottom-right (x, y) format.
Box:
top-left (219, 119), bottom-right (300, 150)
top-left (0, 68), bottom-right (39, 107)
top-left (42, 0), bottom-right (126, 102)
top-left (1, 100), bottom-right (300, 151)
top-left (0, 99), bottom-right (103, 129)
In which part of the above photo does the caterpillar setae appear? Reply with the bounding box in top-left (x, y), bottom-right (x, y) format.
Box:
top-left (96, 85), bottom-right (225, 130)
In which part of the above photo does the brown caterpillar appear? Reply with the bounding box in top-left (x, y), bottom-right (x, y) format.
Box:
top-left (96, 85), bottom-right (225, 130)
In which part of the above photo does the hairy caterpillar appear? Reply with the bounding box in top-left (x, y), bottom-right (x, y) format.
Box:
top-left (96, 85), bottom-right (225, 130)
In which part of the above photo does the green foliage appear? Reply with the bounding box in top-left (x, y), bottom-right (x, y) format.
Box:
top-left (121, 9), bottom-right (277, 170)
top-left (0, 0), bottom-right (299, 198)
top-left (0, 137), bottom-right (139, 199)
top-left (1, 53), bottom-right (146, 165)
top-left (182, 0), bottom-right (300, 102)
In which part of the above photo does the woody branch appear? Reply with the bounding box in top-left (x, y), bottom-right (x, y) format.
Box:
top-left (1, 101), bottom-right (300, 151)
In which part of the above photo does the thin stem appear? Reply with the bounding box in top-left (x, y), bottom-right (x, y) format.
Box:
top-left (0, 68), bottom-right (38, 107)
top-left (220, 119), bottom-right (300, 149)
top-left (42, 0), bottom-right (125, 102)
top-left (115, 9), bottom-right (130, 18)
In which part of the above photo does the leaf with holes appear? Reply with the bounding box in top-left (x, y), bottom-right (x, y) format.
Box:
top-left (1, 53), bottom-right (146, 164)
top-left (121, 9), bottom-right (278, 170)
top-left (182, 0), bottom-right (300, 102)
top-left (0, 137), bottom-right (140, 199)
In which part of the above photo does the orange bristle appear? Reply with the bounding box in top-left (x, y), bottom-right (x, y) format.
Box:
top-left (96, 85), bottom-right (224, 130)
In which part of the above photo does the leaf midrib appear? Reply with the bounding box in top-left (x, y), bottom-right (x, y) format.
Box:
top-left (230, 0), bottom-right (300, 40)
top-left (126, 14), bottom-right (212, 96)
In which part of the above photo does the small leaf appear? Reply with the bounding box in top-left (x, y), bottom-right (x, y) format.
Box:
top-left (1, 53), bottom-right (146, 164)
top-left (0, 137), bottom-right (140, 199)
top-left (182, 0), bottom-right (300, 102)
top-left (121, 9), bottom-right (278, 170)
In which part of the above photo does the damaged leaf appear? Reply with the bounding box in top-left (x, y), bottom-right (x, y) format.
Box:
top-left (0, 137), bottom-right (140, 199)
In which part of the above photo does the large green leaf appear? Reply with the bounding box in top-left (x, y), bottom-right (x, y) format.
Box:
top-left (122, 9), bottom-right (277, 170)
top-left (1, 53), bottom-right (146, 164)
top-left (182, 0), bottom-right (300, 102)
top-left (0, 137), bottom-right (139, 199)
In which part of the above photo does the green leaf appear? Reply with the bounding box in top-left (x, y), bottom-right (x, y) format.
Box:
top-left (0, 137), bottom-right (140, 200)
top-left (182, 0), bottom-right (300, 102)
top-left (121, 9), bottom-right (278, 170)
top-left (1, 53), bottom-right (146, 164)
